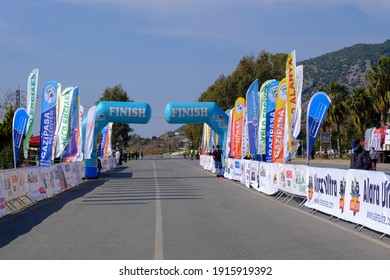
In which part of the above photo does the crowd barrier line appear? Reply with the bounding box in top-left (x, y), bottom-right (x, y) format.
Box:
top-left (200, 155), bottom-right (390, 239)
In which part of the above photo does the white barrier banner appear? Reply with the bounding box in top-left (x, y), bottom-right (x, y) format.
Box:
top-left (0, 173), bottom-right (5, 216)
top-left (2, 169), bottom-right (27, 201)
top-left (224, 158), bottom-right (234, 180)
top-left (278, 164), bottom-right (308, 197)
top-left (250, 161), bottom-right (259, 189)
top-left (232, 159), bottom-right (242, 181)
top-left (295, 164), bottom-right (309, 196)
top-left (61, 162), bottom-right (77, 187)
top-left (305, 167), bottom-right (347, 219)
top-left (40, 166), bottom-right (59, 195)
top-left (27, 167), bottom-right (46, 201)
top-left (257, 162), bottom-right (279, 195)
top-left (53, 165), bottom-right (68, 191)
top-left (241, 159), bottom-right (251, 187)
top-left (346, 170), bottom-right (390, 235)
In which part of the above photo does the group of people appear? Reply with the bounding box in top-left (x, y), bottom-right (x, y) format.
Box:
top-left (115, 149), bottom-right (144, 166)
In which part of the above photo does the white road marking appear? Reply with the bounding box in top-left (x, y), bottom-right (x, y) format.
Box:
top-left (153, 161), bottom-right (164, 260)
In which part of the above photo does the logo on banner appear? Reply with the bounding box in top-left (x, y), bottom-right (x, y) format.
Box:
top-left (44, 86), bottom-right (56, 103)
top-left (339, 177), bottom-right (347, 213)
top-left (350, 178), bottom-right (361, 216)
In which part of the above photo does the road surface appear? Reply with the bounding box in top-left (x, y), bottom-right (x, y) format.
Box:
top-left (0, 156), bottom-right (390, 260)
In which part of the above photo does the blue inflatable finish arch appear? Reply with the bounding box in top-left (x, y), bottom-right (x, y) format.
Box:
top-left (164, 102), bottom-right (229, 147)
top-left (83, 101), bottom-right (151, 178)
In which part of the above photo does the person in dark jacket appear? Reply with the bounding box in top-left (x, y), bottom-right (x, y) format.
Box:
top-left (212, 145), bottom-right (223, 177)
top-left (350, 139), bottom-right (371, 170)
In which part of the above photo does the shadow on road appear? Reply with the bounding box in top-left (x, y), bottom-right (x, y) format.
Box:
top-left (0, 180), bottom-right (104, 249)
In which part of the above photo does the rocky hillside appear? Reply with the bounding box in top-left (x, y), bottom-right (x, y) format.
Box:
top-left (300, 39), bottom-right (390, 100)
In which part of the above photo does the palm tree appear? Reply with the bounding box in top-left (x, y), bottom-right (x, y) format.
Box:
top-left (366, 56), bottom-right (390, 126)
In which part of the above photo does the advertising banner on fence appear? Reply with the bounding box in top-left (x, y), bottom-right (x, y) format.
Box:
top-left (250, 161), bottom-right (259, 189)
top-left (2, 169), bottom-right (27, 201)
top-left (305, 167), bottom-right (348, 219)
top-left (27, 167), bottom-right (46, 201)
top-left (40, 166), bottom-right (58, 196)
top-left (346, 170), bottom-right (390, 235)
top-left (278, 163), bottom-right (308, 197)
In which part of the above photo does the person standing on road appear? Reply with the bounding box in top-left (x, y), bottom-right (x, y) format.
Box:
top-left (212, 144), bottom-right (223, 177)
top-left (350, 139), bottom-right (371, 170)
top-left (369, 147), bottom-right (378, 170)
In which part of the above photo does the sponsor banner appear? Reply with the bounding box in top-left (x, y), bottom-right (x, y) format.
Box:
top-left (306, 92), bottom-right (331, 162)
top-left (60, 162), bottom-right (78, 188)
top-left (12, 108), bottom-right (29, 168)
top-left (257, 162), bottom-right (279, 195)
top-left (241, 159), bottom-right (251, 188)
top-left (278, 163), bottom-right (308, 197)
top-left (2, 169), bottom-right (27, 201)
top-left (345, 170), bottom-right (390, 235)
top-left (99, 125), bottom-right (108, 157)
top-left (40, 166), bottom-right (59, 195)
top-left (23, 69), bottom-right (39, 159)
top-left (232, 159), bottom-right (242, 181)
top-left (305, 167), bottom-right (348, 219)
top-left (224, 158), bottom-right (235, 180)
top-left (26, 167), bottom-right (46, 201)
top-left (39, 81), bottom-right (59, 167)
top-left (53, 164), bottom-right (68, 191)
top-left (250, 161), bottom-right (260, 189)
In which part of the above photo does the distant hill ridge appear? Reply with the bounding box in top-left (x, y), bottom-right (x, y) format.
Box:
top-left (300, 39), bottom-right (390, 99)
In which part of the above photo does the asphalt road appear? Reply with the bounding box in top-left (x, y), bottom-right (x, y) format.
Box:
top-left (1, 156), bottom-right (390, 260)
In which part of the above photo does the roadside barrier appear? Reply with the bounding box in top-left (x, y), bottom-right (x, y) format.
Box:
top-left (200, 155), bottom-right (390, 239)
top-left (0, 156), bottom-right (115, 217)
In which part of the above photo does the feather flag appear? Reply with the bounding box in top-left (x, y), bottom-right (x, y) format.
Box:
top-left (84, 105), bottom-right (96, 159)
top-left (39, 81), bottom-right (59, 167)
top-left (12, 108), bottom-right (29, 168)
top-left (265, 80), bottom-right (280, 162)
top-left (23, 69), bottom-right (39, 159)
top-left (306, 92), bottom-right (331, 163)
top-left (54, 86), bottom-right (75, 158)
top-left (285, 51), bottom-right (302, 159)
top-left (104, 122), bottom-right (113, 156)
top-left (62, 88), bottom-right (80, 161)
top-left (73, 104), bottom-right (84, 161)
top-left (271, 78), bottom-right (287, 163)
top-left (245, 79), bottom-right (259, 156)
top-left (258, 79), bottom-right (275, 158)
top-left (231, 97), bottom-right (246, 159)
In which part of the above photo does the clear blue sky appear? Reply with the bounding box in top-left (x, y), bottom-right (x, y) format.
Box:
top-left (0, 0), bottom-right (389, 138)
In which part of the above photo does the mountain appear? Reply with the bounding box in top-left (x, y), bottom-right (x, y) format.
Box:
top-left (299, 39), bottom-right (390, 100)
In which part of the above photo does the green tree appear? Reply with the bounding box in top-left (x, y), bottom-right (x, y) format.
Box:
top-left (96, 84), bottom-right (133, 150)
top-left (366, 56), bottom-right (390, 126)
top-left (0, 106), bottom-right (16, 169)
